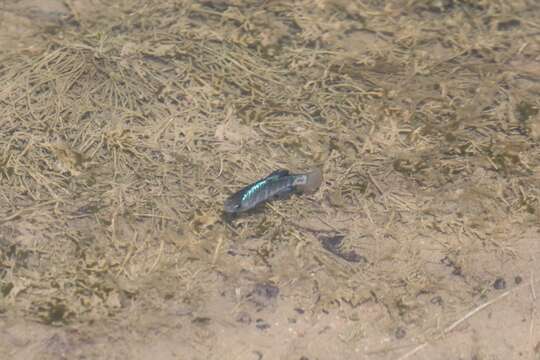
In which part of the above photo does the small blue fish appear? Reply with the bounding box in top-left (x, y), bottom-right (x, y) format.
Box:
top-left (224, 168), bottom-right (322, 214)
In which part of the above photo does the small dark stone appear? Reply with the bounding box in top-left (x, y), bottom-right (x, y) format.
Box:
top-left (440, 256), bottom-right (463, 276)
top-left (497, 19), bottom-right (520, 31)
top-left (294, 307), bottom-right (305, 314)
top-left (48, 303), bottom-right (67, 323)
top-left (254, 283), bottom-right (279, 300)
top-left (340, 251), bottom-right (367, 264)
top-left (430, 296), bottom-right (443, 306)
top-left (236, 312), bottom-right (252, 325)
top-left (255, 318), bottom-right (271, 331)
top-left (319, 235), bottom-right (366, 263)
top-left (440, 256), bottom-right (452, 266)
top-left (249, 283), bottom-right (280, 308)
top-left (299, 357), bottom-right (309, 360)
top-left (451, 266), bottom-right (463, 276)
top-left (514, 276), bottom-right (522, 285)
top-left (320, 234), bottom-right (345, 249)
top-left (192, 317), bottom-right (211, 325)
top-left (1, 283), bottom-right (13, 297)
top-left (493, 277), bottom-right (506, 290)
top-left (288, 317), bottom-right (297, 324)
top-left (395, 326), bottom-right (406, 339)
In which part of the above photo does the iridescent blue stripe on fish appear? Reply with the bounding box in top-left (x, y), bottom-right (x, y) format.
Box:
top-left (241, 179), bottom-right (268, 203)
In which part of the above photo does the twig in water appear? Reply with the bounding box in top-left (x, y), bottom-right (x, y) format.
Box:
top-left (397, 278), bottom-right (540, 360)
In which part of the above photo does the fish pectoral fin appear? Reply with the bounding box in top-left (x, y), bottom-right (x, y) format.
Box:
top-left (272, 186), bottom-right (295, 200)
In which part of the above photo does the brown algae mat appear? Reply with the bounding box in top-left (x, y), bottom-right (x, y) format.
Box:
top-left (0, 1), bottom-right (539, 359)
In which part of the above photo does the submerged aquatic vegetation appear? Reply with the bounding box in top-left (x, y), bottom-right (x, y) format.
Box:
top-left (0, 4), bottom-right (538, 357)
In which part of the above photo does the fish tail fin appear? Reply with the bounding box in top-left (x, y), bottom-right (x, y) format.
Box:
top-left (293, 168), bottom-right (323, 194)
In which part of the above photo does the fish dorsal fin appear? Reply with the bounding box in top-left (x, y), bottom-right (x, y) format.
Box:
top-left (266, 169), bottom-right (289, 180)
top-left (238, 169), bottom-right (289, 204)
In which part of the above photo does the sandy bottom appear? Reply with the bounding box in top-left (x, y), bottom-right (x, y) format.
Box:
top-left (1, 1), bottom-right (539, 359)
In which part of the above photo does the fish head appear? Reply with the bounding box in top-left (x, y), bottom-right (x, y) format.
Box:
top-left (223, 194), bottom-right (243, 213)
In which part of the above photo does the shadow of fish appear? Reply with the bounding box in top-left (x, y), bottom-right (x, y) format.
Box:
top-left (224, 168), bottom-right (322, 214)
